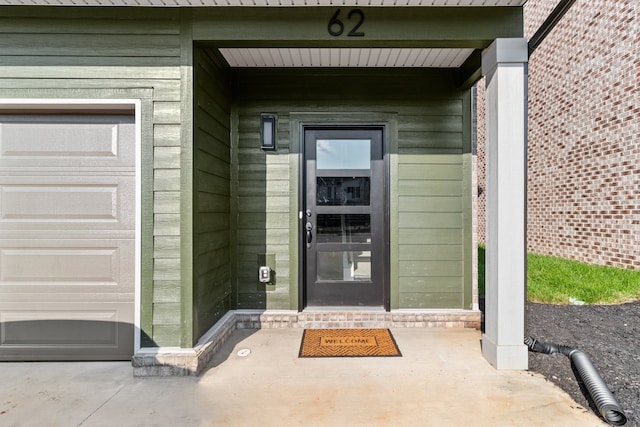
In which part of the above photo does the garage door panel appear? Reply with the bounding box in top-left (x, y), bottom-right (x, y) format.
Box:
top-left (0, 303), bottom-right (134, 361)
top-left (0, 115), bottom-right (135, 169)
top-left (0, 111), bottom-right (136, 361)
top-left (0, 292), bottom-right (135, 303)
top-left (0, 239), bottom-right (134, 292)
top-left (0, 175), bottom-right (135, 230)
top-left (0, 230), bottom-right (135, 239)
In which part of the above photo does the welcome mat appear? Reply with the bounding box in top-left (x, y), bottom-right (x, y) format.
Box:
top-left (299, 329), bottom-right (401, 358)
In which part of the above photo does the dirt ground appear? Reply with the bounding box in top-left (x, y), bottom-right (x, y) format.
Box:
top-left (525, 301), bottom-right (640, 426)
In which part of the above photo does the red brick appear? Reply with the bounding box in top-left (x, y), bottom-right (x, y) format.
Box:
top-left (477, 0), bottom-right (640, 270)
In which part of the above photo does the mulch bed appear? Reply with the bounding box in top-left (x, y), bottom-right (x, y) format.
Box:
top-left (525, 301), bottom-right (640, 426)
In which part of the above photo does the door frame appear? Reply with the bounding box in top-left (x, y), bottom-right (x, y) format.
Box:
top-left (297, 119), bottom-right (391, 311)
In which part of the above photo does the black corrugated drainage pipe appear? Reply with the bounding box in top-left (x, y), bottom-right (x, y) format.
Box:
top-left (524, 336), bottom-right (627, 426)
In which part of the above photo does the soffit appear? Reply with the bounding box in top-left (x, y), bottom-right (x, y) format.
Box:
top-left (219, 47), bottom-right (474, 67)
top-left (2, 0), bottom-right (526, 6)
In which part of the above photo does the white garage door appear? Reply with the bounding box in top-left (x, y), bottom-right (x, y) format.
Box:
top-left (0, 112), bottom-right (136, 360)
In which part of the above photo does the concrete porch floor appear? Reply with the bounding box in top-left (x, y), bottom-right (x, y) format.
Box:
top-left (0, 328), bottom-right (606, 426)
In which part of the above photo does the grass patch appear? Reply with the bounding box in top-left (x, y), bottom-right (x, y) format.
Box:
top-left (478, 246), bottom-right (640, 304)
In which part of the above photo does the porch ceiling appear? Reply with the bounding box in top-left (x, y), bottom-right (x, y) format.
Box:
top-left (3, 0), bottom-right (526, 6)
top-left (219, 47), bottom-right (474, 68)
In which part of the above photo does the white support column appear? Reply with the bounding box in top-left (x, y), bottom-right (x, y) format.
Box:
top-left (481, 38), bottom-right (529, 370)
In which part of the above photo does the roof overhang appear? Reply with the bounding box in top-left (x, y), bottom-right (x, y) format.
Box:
top-left (2, 0), bottom-right (526, 6)
top-left (0, 1), bottom-right (524, 83)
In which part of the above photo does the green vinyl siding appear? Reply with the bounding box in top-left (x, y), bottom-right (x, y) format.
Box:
top-left (0, 9), bottom-right (183, 346)
top-left (232, 67), bottom-right (472, 310)
top-left (192, 48), bottom-right (233, 341)
top-left (396, 151), bottom-right (468, 308)
top-left (235, 107), bottom-right (293, 309)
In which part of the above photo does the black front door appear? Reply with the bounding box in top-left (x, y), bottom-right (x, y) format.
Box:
top-left (303, 127), bottom-right (387, 308)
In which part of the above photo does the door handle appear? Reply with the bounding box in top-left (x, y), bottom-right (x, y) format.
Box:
top-left (305, 222), bottom-right (313, 247)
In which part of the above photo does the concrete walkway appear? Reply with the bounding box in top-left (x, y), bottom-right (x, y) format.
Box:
top-left (0, 328), bottom-right (606, 426)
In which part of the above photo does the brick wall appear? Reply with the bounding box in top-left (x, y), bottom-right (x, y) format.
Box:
top-left (475, 76), bottom-right (485, 251)
top-left (477, 0), bottom-right (640, 270)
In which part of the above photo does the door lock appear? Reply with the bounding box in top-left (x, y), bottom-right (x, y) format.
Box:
top-left (305, 222), bottom-right (313, 247)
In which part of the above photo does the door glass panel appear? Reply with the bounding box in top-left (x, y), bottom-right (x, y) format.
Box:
top-left (316, 177), bottom-right (370, 206)
top-left (316, 139), bottom-right (371, 169)
top-left (304, 127), bottom-right (385, 307)
top-left (317, 251), bottom-right (371, 282)
top-left (316, 214), bottom-right (371, 243)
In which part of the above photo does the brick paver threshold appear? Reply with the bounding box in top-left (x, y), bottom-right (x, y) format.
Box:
top-left (299, 329), bottom-right (401, 358)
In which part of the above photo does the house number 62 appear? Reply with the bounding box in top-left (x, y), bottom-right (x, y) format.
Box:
top-left (327, 9), bottom-right (365, 37)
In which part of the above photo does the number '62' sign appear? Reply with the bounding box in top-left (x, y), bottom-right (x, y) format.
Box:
top-left (328, 9), bottom-right (365, 37)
